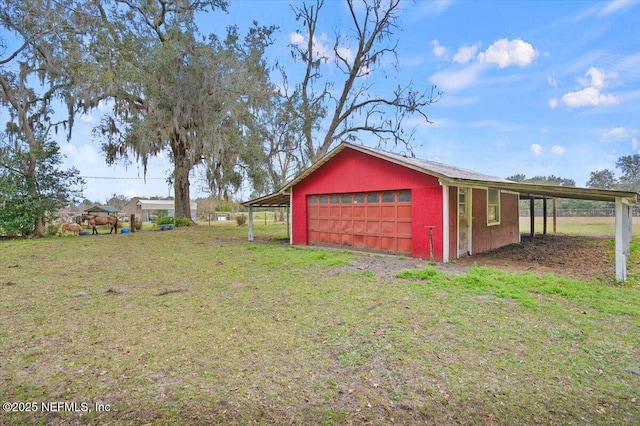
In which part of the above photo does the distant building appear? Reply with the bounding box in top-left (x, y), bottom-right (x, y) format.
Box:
top-left (83, 205), bottom-right (120, 216)
top-left (130, 199), bottom-right (197, 221)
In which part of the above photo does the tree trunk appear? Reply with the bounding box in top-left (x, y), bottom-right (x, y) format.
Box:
top-left (172, 139), bottom-right (195, 222)
top-left (26, 139), bottom-right (45, 237)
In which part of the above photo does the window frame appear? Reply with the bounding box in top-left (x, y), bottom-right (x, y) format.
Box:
top-left (487, 188), bottom-right (501, 226)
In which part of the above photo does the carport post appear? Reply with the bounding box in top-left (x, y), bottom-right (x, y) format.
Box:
top-left (248, 206), bottom-right (254, 242)
top-left (615, 197), bottom-right (632, 282)
top-left (543, 198), bottom-right (548, 235)
top-left (529, 198), bottom-right (535, 237)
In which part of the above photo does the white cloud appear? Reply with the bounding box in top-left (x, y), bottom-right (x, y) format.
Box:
top-left (530, 144), bottom-right (543, 156)
top-left (547, 75), bottom-right (558, 87)
top-left (429, 63), bottom-right (483, 91)
top-left (562, 87), bottom-right (619, 108)
top-left (600, 0), bottom-right (638, 16)
top-left (453, 45), bottom-right (478, 64)
top-left (477, 39), bottom-right (538, 68)
top-left (560, 67), bottom-right (620, 108)
top-left (551, 145), bottom-right (565, 155)
top-left (549, 98), bottom-right (558, 109)
top-left (289, 31), bottom-right (332, 60)
top-left (290, 32), bottom-right (304, 45)
top-left (79, 113), bottom-right (94, 124)
top-left (60, 143), bottom-right (100, 164)
top-left (633, 138), bottom-right (639, 150)
top-left (416, 0), bottom-right (453, 17)
top-left (430, 40), bottom-right (447, 58)
top-left (601, 127), bottom-right (636, 142)
top-left (578, 67), bottom-right (613, 89)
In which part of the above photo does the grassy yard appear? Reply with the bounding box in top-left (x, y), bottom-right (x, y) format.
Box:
top-left (1, 222), bottom-right (639, 425)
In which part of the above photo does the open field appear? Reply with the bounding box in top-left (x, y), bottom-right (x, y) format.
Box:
top-left (520, 215), bottom-right (640, 236)
top-left (1, 222), bottom-right (639, 425)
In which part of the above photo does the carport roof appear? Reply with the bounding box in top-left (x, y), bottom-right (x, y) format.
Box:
top-left (242, 142), bottom-right (639, 206)
top-left (242, 191), bottom-right (290, 207)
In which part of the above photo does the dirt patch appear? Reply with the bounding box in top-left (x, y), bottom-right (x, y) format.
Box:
top-left (329, 252), bottom-right (426, 280)
top-left (338, 234), bottom-right (615, 282)
top-left (447, 234), bottom-right (614, 281)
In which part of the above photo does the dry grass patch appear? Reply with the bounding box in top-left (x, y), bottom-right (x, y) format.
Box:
top-left (1, 224), bottom-right (639, 425)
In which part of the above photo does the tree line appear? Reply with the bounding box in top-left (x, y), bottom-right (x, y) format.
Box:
top-left (507, 154), bottom-right (640, 192)
top-left (1, 0), bottom-right (439, 236)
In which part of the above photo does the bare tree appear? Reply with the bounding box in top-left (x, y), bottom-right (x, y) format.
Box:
top-left (288, 0), bottom-right (442, 164)
top-left (260, 68), bottom-right (306, 191)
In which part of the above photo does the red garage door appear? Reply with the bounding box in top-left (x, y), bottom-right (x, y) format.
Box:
top-left (308, 190), bottom-right (412, 254)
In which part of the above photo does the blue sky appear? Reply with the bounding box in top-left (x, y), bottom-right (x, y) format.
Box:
top-left (43, 0), bottom-right (640, 201)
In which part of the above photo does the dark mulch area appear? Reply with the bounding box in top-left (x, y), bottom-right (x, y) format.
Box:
top-left (445, 233), bottom-right (614, 281)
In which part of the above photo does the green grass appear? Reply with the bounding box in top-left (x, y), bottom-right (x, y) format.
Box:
top-left (1, 223), bottom-right (639, 425)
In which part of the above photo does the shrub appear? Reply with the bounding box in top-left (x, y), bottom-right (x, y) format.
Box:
top-left (236, 215), bottom-right (247, 226)
top-left (175, 217), bottom-right (191, 227)
top-left (47, 223), bottom-right (59, 236)
top-left (156, 217), bottom-right (174, 225)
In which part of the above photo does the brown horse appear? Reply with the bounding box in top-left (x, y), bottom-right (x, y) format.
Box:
top-left (60, 222), bottom-right (83, 236)
top-left (81, 214), bottom-right (118, 235)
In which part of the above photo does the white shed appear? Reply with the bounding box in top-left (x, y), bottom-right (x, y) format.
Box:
top-left (136, 199), bottom-right (197, 221)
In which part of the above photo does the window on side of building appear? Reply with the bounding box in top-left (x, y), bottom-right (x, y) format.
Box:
top-left (487, 188), bottom-right (500, 225)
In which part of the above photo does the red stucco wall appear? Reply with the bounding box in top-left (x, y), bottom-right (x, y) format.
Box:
top-left (471, 189), bottom-right (520, 254)
top-left (291, 148), bottom-right (445, 260)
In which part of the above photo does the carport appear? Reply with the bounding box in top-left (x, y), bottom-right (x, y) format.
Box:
top-left (242, 191), bottom-right (291, 242)
top-left (426, 178), bottom-right (638, 282)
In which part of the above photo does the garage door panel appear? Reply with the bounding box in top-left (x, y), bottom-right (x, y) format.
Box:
top-left (381, 220), bottom-right (396, 234)
top-left (366, 221), bottom-right (380, 234)
top-left (397, 205), bottom-right (412, 218)
top-left (329, 232), bottom-right (341, 244)
top-left (353, 220), bottom-right (366, 233)
top-left (308, 191), bottom-right (412, 254)
top-left (366, 235), bottom-right (381, 249)
top-left (381, 236), bottom-right (397, 251)
top-left (397, 222), bottom-right (412, 235)
top-left (397, 238), bottom-right (412, 253)
top-left (381, 205), bottom-right (396, 218)
top-left (353, 234), bottom-right (365, 247)
top-left (368, 206), bottom-right (381, 219)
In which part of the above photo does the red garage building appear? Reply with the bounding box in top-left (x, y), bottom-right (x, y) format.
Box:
top-left (246, 142), bottom-right (520, 261)
top-left (244, 142), bottom-right (637, 279)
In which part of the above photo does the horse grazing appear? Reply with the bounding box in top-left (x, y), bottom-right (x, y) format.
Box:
top-left (60, 222), bottom-right (83, 236)
top-left (81, 214), bottom-right (118, 235)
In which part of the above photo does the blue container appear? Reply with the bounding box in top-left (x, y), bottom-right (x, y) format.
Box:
top-left (121, 228), bottom-right (130, 234)
top-left (79, 231), bottom-right (89, 236)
